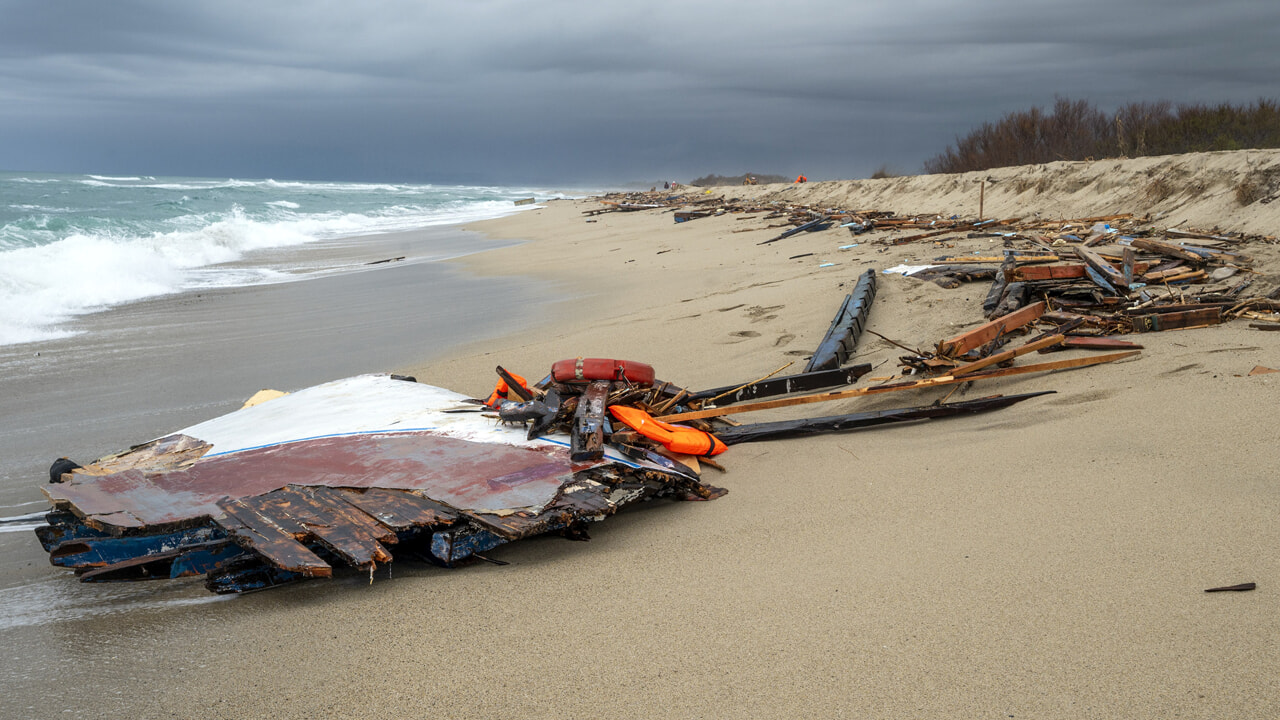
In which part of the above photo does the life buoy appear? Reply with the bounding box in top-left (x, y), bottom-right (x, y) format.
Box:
top-left (551, 358), bottom-right (655, 386)
top-left (609, 405), bottom-right (726, 457)
top-left (484, 372), bottom-right (529, 408)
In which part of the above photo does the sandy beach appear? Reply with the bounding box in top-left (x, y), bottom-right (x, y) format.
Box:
top-left (6, 151), bottom-right (1280, 718)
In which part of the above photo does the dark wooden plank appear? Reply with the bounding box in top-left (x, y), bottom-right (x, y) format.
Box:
top-left (215, 498), bottom-right (332, 577)
top-left (337, 488), bottom-right (459, 531)
top-left (1130, 308), bottom-right (1222, 332)
top-left (262, 486), bottom-right (394, 568)
top-left (715, 392), bottom-right (1053, 444)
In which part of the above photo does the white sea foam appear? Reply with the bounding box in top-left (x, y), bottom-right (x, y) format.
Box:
top-left (0, 173), bottom-right (579, 347)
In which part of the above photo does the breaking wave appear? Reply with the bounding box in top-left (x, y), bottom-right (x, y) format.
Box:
top-left (0, 173), bottom-right (573, 346)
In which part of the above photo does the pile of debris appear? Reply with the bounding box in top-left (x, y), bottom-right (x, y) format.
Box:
top-left (589, 191), bottom-right (1280, 335)
top-left (888, 216), bottom-right (1280, 335)
top-left (36, 266), bottom-right (1126, 595)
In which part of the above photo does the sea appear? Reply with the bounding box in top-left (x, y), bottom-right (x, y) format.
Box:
top-left (0, 171), bottom-right (579, 346)
top-left (0, 171), bottom-right (589, 656)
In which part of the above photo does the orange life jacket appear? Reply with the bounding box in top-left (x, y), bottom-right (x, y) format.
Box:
top-left (609, 405), bottom-right (727, 457)
top-left (484, 372), bottom-right (529, 408)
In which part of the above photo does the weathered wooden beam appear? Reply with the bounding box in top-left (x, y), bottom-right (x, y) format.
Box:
top-left (1129, 308), bottom-right (1222, 332)
top-left (1075, 246), bottom-right (1128, 289)
top-left (937, 301), bottom-right (1046, 358)
top-left (804, 269), bottom-right (877, 372)
top-left (1128, 238), bottom-right (1205, 263)
top-left (658, 350), bottom-right (1140, 422)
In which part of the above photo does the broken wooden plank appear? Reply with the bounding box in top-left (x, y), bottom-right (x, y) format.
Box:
top-left (337, 488), bottom-right (459, 531)
top-left (263, 485), bottom-right (396, 568)
top-left (937, 301), bottom-right (1046, 358)
top-left (713, 392), bottom-right (1054, 444)
top-left (215, 498), bottom-right (333, 577)
top-left (804, 269), bottom-right (877, 372)
top-left (658, 350), bottom-right (1140, 422)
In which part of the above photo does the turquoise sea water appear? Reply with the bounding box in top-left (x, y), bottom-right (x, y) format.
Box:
top-left (0, 172), bottom-right (570, 346)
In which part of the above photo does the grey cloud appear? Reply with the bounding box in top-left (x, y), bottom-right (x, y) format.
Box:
top-left (0, 0), bottom-right (1275, 183)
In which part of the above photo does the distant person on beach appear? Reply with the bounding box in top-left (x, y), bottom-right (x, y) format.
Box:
top-left (795, 175), bottom-right (808, 183)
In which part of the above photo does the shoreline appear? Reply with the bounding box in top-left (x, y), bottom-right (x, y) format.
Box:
top-left (5, 153), bottom-right (1280, 718)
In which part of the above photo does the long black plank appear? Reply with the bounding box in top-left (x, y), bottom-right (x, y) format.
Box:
top-left (713, 392), bottom-right (1053, 445)
top-left (685, 364), bottom-right (873, 406)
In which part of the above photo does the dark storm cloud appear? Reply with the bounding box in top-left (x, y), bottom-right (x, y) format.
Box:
top-left (0, 0), bottom-right (1276, 183)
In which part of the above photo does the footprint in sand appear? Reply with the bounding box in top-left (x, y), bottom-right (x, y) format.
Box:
top-left (774, 333), bottom-right (795, 347)
top-left (784, 350), bottom-right (810, 357)
top-left (745, 305), bottom-right (784, 323)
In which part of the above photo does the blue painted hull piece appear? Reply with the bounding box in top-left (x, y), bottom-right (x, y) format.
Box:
top-left (169, 540), bottom-right (251, 578)
top-left (430, 526), bottom-right (508, 566)
top-left (49, 525), bottom-right (226, 569)
top-left (77, 539), bottom-right (250, 583)
top-left (34, 512), bottom-right (111, 552)
top-left (204, 559), bottom-right (306, 594)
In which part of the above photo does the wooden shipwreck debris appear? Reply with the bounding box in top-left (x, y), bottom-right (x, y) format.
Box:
top-left (37, 374), bottom-right (726, 594)
top-left (804, 269), bottom-right (877, 372)
top-left (36, 342), bottom-right (1062, 594)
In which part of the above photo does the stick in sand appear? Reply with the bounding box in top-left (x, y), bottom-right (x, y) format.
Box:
top-left (658, 350), bottom-right (1138, 422)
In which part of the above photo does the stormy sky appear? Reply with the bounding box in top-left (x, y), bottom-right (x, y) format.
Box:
top-left (1, 1), bottom-right (1276, 185)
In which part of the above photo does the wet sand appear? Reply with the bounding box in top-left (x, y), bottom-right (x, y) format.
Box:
top-left (4, 153), bottom-right (1280, 719)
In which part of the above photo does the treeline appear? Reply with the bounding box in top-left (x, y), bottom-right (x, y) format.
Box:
top-left (924, 98), bottom-right (1280, 174)
top-left (689, 172), bottom-right (791, 186)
